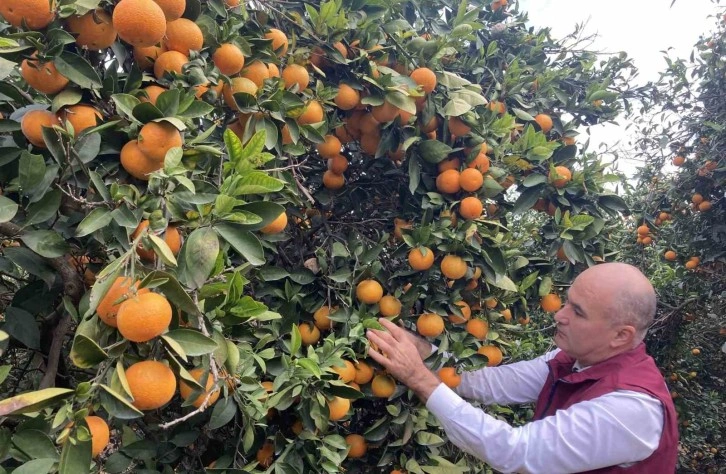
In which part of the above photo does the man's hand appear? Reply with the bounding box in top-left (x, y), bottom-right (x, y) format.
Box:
top-left (366, 318), bottom-right (441, 403)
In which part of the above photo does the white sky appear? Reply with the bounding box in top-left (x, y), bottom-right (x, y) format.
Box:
top-left (517, 0), bottom-right (720, 177)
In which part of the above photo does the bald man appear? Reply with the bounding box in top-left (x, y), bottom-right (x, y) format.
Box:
top-left (367, 263), bottom-right (678, 473)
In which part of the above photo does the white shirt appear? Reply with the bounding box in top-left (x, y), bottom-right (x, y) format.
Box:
top-left (425, 350), bottom-right (664, 474)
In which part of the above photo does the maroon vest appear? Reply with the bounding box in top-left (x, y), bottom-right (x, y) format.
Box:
top-left (533, 343), bottom-right (678, 473)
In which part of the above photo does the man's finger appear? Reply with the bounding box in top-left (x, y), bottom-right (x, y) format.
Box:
top-left (378, 317), bottom-right (406, 338)
top-left (368, 327), bottom-right (398, 346)
top-left (366, 330), bottom-right (395, 356)
top-left (367, 345), bottom-right (389, 367)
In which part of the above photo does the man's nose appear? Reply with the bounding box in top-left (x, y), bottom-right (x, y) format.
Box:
top-left (554, 309), bottom-right (566, 324)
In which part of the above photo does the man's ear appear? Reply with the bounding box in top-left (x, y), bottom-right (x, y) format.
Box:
top-left (612, 325), bottom-right (636, 348)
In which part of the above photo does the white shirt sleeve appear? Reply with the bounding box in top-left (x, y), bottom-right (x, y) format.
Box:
top-left (426, 383), bottom-right (664, 474)
top-left (455, 349), bottom-right (559, 405)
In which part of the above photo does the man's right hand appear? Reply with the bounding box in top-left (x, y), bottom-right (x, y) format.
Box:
top-left (395, 321), bottom-right (434, 360)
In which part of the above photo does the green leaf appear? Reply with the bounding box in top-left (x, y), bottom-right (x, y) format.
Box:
top-left (230, 171), bottom-right (285, 195)
top-left (511, 185), bottom-right (542, 214)
top-left (215, 224), bottom-right (265, 266)
top-left (442, 98), bottom-right (472, 117)
top-left (111, 94), bottom-right (141, 120)
top-left (512, 108), bottom-right (535, 121)
top-left (75, 208), bottom-right (113, 237)
top-left (70, 334), bottom-right (108, 369)
top-left (13, 429), bottom-right (58, 461)
top-left (414, 431), bottom-right (445, 447)
top-left (208, 396), bottom-right (236, 430)
top-left (598, 194), bottom-right (629, 212)
top-left (183, 227), bottom-right (219, 289)
top-left (385, 90), bottom-right (416, 115)
top-left (4, 307), bottom-right (40, 350)
top-left (20, 230), bottom-right (69, 258)
top-left (0, 196), bottom-right (18, 223)
top-left (522, 174), bottom-right (547, 187)
top-left (0, 365), bottom-right (10, 384)
top-left (58, 428), bottom-right (91, 474)
top-left (25, 189), bottom-right (62, 226)
top-left (417, 140), bottom-right (452, 164)
top-left (290, 324), bottom-right (301, 355)
top-left (164, 329), bottom-right (218, 356)
top-left (148, 234), bottom-right (178, 267)
top-left (98, 384), bottom-right (143, 420)
top-left (0, 388), bottom-right (74, 416)
top-left (54, 52), bottom-right (102, 89)
top-left (12, 459), bottom-right (56, 474)
top-left (142, 271), bottom-right (200, 317)
top-left (4, 247), bottom-right (56, 286)
top-left (487, 274), bottom-right (518, 292)
top-left (538, 276), bottom-right (553, 297)
top-left (18, 152), bottom-right (46, 197)
top-left (178, 100), bottom-right (214, 118)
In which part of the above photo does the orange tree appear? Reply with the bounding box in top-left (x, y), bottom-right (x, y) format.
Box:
top-left (620, 8), bottom-right (725, 473)
top-left (0, 0), bottom-right (648, 472)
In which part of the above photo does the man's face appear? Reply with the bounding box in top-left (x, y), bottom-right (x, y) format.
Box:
top-left (553, 273), bottom-right (619, 365)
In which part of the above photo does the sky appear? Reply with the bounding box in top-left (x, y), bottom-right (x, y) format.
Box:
top-left (517, 0), bottom-right (720, 177)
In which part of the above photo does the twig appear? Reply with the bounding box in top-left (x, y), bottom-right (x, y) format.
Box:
top-left (39, 312), bottom-right (72, 389)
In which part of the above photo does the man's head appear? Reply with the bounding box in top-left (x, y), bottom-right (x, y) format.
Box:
top-left (553, 262), bottom-right (656, 366)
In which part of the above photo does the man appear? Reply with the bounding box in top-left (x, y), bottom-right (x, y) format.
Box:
top-left (366, 262), bottom-right (678, 473)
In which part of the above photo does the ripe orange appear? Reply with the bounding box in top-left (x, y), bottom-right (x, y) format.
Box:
top-left (540, 293), bottom-right (562, 312)
top-left (465, 319), bottom-right (489, 340)
top-left (268, 63), bottom-right (280, 77)
top-left (125, 360), bottom-right (176, 410)
top-left (438, 158), bottom-right (460, 173)
top-left (120, 141), bottom-right (161, 180)
top-left (0, 0), bottom-right (55, 29)
top-left (332, 360), bottom-right (356, 383)
top-left (256, 442), bottom-right (274, 468)
top-left (265, 28), bottom-right (289, 56)
top-left (698, 201), bottom-right (711, 212)
top-left (353, 361), bottom-right (374, 385)
top-left (313, 305), bottom-right (336, 330)
top-left (550, 166), bottom-right (572, 188)
top-left (194, 79), bottom-right (226, 100)
top-left (298, 322), bottom-right (320, 345)
top-left (163, 18), bottom-right (203, 55)
top-left (223, 77), bottom-right (258, 110)
top-left (153, 50), bottom-right (188, 79)
top-left (328, 155), bottom-right (348, 174)
top-left (261, 211), bottom-right (288, 234)
top-left (335, 84), bottom-right (360, 110)
top-left (641, 236), bottom-right (653, 245)
top-left (488, 100), bottom-right (506, 114)
top-left (297, 100), bottom-right (324, 125)
top-left (467, 153), bottom-right (491, 173)
top-left (636, 224), bottom-right (650, 236)
top-left (379, 295), bottom-right (402, 317)
top-left (501, 308), bottom-right (512, 321)
top-left (67, 9), bottom-right (117, 50)
top-left (322, 170), bottom-right (345, 189)
top-left (459, 168), bottom-right (484, 192)
top-left (371, 101), bottom-right (400, 123)
top-left (459, 197), bottom-right (483, 220)
top-left (534, 113), bottom-right (553, 133)
top-left (20, 54), bottom-right (69, 95)
top-left (84, 416), bottom-right (110, 458)
top-left (664, 250), bottom-right (676, 261)
top-left (113, 0), bottom-right (167, 47)
top-left (448, 116), bottom-right (471, 136)
top-left (327, 396), bottom-right (350, 420)
top-left (449, 301), bottom-right (471, 324)
top-left (477, 345), bottom-right (503, 366)
top-left (97, 277), bottom-right (149, 327)
top-left (436, 169), bottom-right (461, 194)
top-left (438, 367), bottom-right (461, 388)
top-left (345, 434), bottom-right (367, 458)
top-left (562, 136), bottom-right (576, 146)
top-left (672, 155), bottom-right (685, 166)
top-left (140, 85), bottom-right (167, 105)
top-left (179, 367), bottom-right (220, 408)
top-left (317, 135), bottom-right (341, 159)
top-left (356, 279), bottom-right (384, 305)
top-left (691, 193), bottom-right (703, 204)
top-left (117, 292), bottom-right (172, 342)
top-left (57, 105), bottom-right (102, 135)
top-left (408, 247), bottom-right (435, 271)
top-left (21, 110), bottom-right (59, 148)
top-left (417, 312), bottom-right (444, 337)
top-left (440, 254), bottom-right (467, 280)
top-left (213, 43), bottom-right (245, 75)
top-left (282, 64), bottom-right (310, 90)
top-left (133, 44), bottom-right (166, 70)
top-left (409, 67), bottom-right (437, 94)
top-left (685, 259), bottom-right (699, 270)
top-left (240, 60), bottom-right (270, 88)
top-left (138, 121), bottom-right (183, 162)
top-left (371, 374), bottom-right (397, 398)
top-left (153, 0), bottom-right (186, 20)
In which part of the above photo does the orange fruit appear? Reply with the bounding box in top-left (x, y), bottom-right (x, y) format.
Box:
top-left (213, 43), bottom-right (245, 75)
top-left (268, 63), bottom-right (280, 77)
top-left (140, 85), bottom-right (167, 105)
top-left (120, 141), bottom-right (161, 180)
top-left (438, 158), bottom-right (460, 173)
top-left (409, 67), bottom-right (437, 94)
top-left (465, 319), bottom-right (489, 340)
top-left (153, 50), bottom-right (188, 79)
top-left (356, 279), bottom-right (383, 305)
top-left (345, 434), bottom-right (367, 458)
top-left (641, 236), bottom-right (652, 245)
top-left (485, 297), bottom-right (498, 309)
top-left (327, 155), bottom-right (348, 174)
top-left (179, 367), bottom-right (220, 408)
top-left (298, 322), bottom-right (320, 345)
top-left (636, 224), bottom-right (650, 236)
top-left (84, 416), bottom-right (110, 458)
top-left (534, 113), bottom-right (553, 133)
top-left (327, 396), bottom-right (350, 420)
top-left (265, 28), bottom-right (289, 56)
top-left (440, 254), bottom-right (467, 280)
top-left (691, 193), bottom-right (703, 204)
top-left (501, 308), bottom-right (512, 322)
top-left (360, 132), bottom-right (381, 155)
top-left (698, 201), bottom-right (711, 212)
top-left (57, 105), bottom-right (102, 135)
top-left (488, 100), bottom-right (506, 114)
top-left (133, 44), bottom-right (166, 70)
top-left (438, 367), bottom-right (461, 388)
top-left (153, 0), bottom-right (186, 20)
top-left (459, 197), bottom-right (483, 220)
top-left (240, 60), bottom-right (270, 88)
top-left (256, 442), bottom-right (274, 468)
top-left (379, 295), bottom-right (402, 317)
top-left (163, 18), bottom-right (203, 55)
top-left (332, 360), bottom-right (356, 383)
top-left (222, 77), bottom-right (258, 110)
top-left (408, 247), bottom-right (435, 271)
top-left (131, 220), bottom-right (182, 261)
top-left (477, 345), bottom-right (503, 366)
top-left (117, 292), bottom-right (172, 342)
top-left (20, 110), bottom-right (60, 148)
top-left (261, 211), bottom-right (288, 234)
top-left (550, 166), bottom-right (572, 188)
top-left (20, 54), bottom-right (69, 95)
top-left (282, 63), bottom-right (310, 90)
top-left (313, 305), bottom-right (336, 330)
top-left (448, 116), bottom-right (471, 136)
top-left (467, 153), bottom-right (491, 173)
top-left (540, 293), bottom-right (562, 312)
top-left (417, 312), bottom-right (444, 337)
top-left (449, 301), bottom-right (471, 324)
top-left (371, 374), bottom-right (396, 398)
top-left (371, 101), bottom-right (399, 123)
top-left (353, 361), bottom-right (374, 385)
top-left (685, 259), bottom-right (698, 270)
top-left (0, 0), bottom-right (55, 29)
top-left (322, 170), bottom-right (345, 189)
top-left (335, 84), bottom-right (360, 110)
top-left (436, 169), bottom-right (461, 194)
top-left (138, 121), bottom-right (183, 162)
top-left (297, 100), bottom-right (324, 125)
top-left (664, 250), bottom-right (676, 261)
top-left (125, 360), bottom-right (176, 410)
top-left (317, 135), bottom-right (341, 159)
top-left (113, 0), bottom-right (167, 47)
top-left (459, 168), bottom-right (484, 192)
top-left (96, 277), bottom-right (150, 327)
top-left (67, 9), bottom-right (117, 50)
top-left (672, 155), bottom-right (685, 166)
